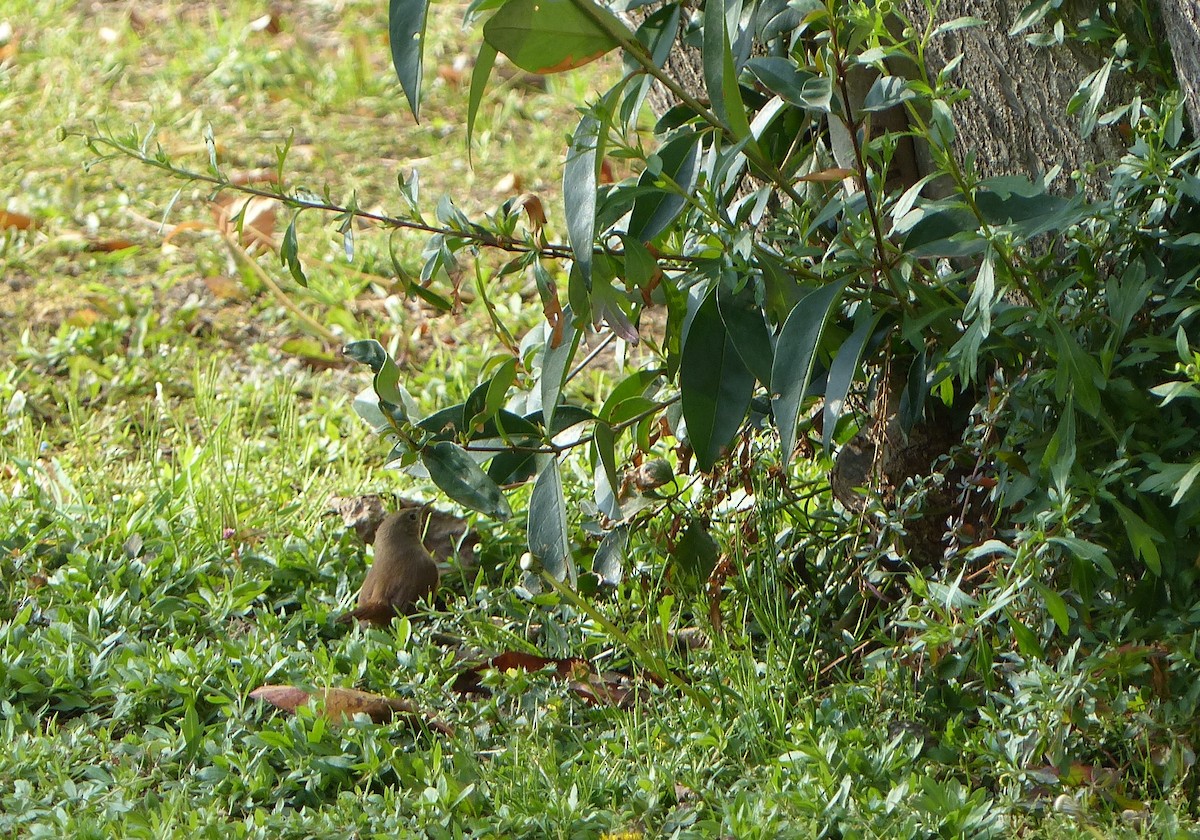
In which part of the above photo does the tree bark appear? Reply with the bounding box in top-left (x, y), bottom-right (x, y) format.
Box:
top-left (1160, 0), bottom-right (1200, 131)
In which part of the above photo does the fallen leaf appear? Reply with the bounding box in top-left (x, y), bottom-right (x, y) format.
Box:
top-left (0, 210), bottom-right (34, 231)
top-left (86, 238), bottom-right (138, 252)
top-left (228, 168), bottom-right (281, 186)
top-left (452, 651), bottom-right (651, 708)
top-left (493, 172), bottom-right (522, 195)
top-left (250, 684), bottom-right (452, 734)
top-left (202, 274), bottom-right (246, 300)
top-left (211, 195), bottom-right (278, 251)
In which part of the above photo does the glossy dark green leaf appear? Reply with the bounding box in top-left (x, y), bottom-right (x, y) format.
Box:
top-left (1051, 321), bottom-right (1103, 417)
top-left (389, 0), bottom-right (431, 120)
top-left (483, 0), bottom-right (622, 74)
top-left (422, 441), bottom-right (512, 520)
top-left (702, 0), bottom-right (754, 141)
top-left (771, 279), bottom-right (848, 462)
top-left (540, 306), bottom-right (581, 428)
top-left (529, 457), bottom-right (573, 582)
top-left (280, 214), bottom-right (308, 287)
top-left (716, 281), bottom-right (774, 385)
top-left (620, 3), bottom-right (681, 127)
top-left (593, 524), bottom-right (629, 585)
top-left (468, 356), bottom-right (519, 432)
top-left (627, 131), bottom-right (702, 243)
top-left (743, 57), bottom-right (825, 110)
top-left (822, 308), bottom-right (881, 454)
top-left (681, 290), bottom-right (755, 470)
top-left (565, 115), bottom-right (600, 288)
top-left (898, 349), bottom-right (928, 434)
top-left (592, 420), bottom-right (621, 512)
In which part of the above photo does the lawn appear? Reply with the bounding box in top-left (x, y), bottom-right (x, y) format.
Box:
top-left (1, 1), bottom-right (1198, 837)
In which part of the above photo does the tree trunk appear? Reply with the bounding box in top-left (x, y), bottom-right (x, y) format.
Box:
top-left (1160, 0), bottom-right (1200, 130)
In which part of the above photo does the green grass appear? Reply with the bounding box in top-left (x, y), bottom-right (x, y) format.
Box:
top-left (2, 1), bottom-right (1200, 837)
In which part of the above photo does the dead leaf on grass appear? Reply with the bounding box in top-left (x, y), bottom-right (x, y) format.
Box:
top-left (0, 210), bottom-right (34, 231)
top-left (86, 238), bottom-right (139, 252)
top-left (250, 684), bottom-right (453, 734)
top-left (228, 168), bottom-right (281, 186)
top-left (211, 195), bottom-right (278, 251)
top-left (493, 172), bottom-right (522, 195)
top-left (451, 651), bottom-right (652, 709)
top-left (202, 274), bottom-right (246, 300)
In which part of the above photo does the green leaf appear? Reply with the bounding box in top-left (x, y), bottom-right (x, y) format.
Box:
top-left (539, 305), bottom-right (581, 430)
top-left (466, 41), bottom-right (498, 153)
top-left (862, 75), bottom-right (917, 113)
top-left (822, 308), bottom-right (881, 454)
top-left (564, 115), bottom-right (600, 288)
top-left (592, 421), bottom-right (621, 512)
top-left (1050, 321), bottom-right (1103, 417)
top-left (421, 441), bottom-right (513, 520)
top-left (468, 356), bottom-right (519, 432)
top-left (389, 0), bottom-right (431, 120)
top-left (1035, 583), bottom-right (1070, 634)
top-left (1050, 536), bottom-right (1116, 578)
top-left (1042, 401), bottom-right (1076, 495)
top-left (681, 290), bottom-right (755, 470)
top-left (771, 279), bottom-right (848, 463)
top-left (280, 214), bottom-right (308, 287)
top-left (702, 0), bottom-right (754, 142)
top-left (529, 457), bottom-right (573, 582)
top-left (483, 0), bottom-right (622, 74)
top-left (593, 525), bottom-right (628, 585)
top-left (627, 130), bottom-right (702, 243)
top-left (620, 3), bottom-right (681, 127)
top-left (1006, 608), bottom-right (1044, 659)
top-left (743, 57), bottom-right (821, 110)
top-left (1112, 501), bottom-right (1164, 575)
top-left (716, 281), bottom-right (774, 385)
top-left (672, 520), bottom-right (719, 591)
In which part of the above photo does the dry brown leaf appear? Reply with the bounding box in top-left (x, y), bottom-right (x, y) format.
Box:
top-left (492, 172), bottom-right (522, 195)
top-left (248, 13), bottom-right (282, 34)
top-left (202, 275), bottom-right (246, 300)
top-left (512, 193), bottom-right (546, 233)
top-left (452, 651), bottom-right (650, 708)
top-left (228, 168), bottom-right (281, 186)
top-left (796, 167), bottom-right (856, 183)
top-left (0, 210), bottom-right (34, 231)
top-left (212, 196), bottom-right (278, 251)
top-left (86, 238), bottom-right (138, 252)
top-left (250, 684), bottom-right (452, 734)
top-left (66, 309), bottom-right (101, 327)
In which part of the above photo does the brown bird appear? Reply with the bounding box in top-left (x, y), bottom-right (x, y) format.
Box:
top-left (338, 508), bottom-right (440, 626)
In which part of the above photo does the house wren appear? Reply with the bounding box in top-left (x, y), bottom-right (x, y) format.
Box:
top-left (339, 508), bottom-right (440, 626)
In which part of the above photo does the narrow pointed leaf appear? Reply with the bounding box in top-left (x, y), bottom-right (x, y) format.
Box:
top-left (627, 130), bottom-right (701, 242)
top-left (565, 116), bottom-right (600, 288)
top-left (422, 441), bottom-right (512, 520)
top-left (466, 41), bottom-right (498, 154)
top-left (716, 281), bottom-right (774, 385)
top-left (771, 279), bottom-right (848, 462)
top-left (681, 290), bottom-right (755, 470)
top-left (389, 0), bottom-right (431, 120)
top-left (822, 309), bottom-right (882, 454)
top-left (529, 457), bottom-right (574, 583)
top-left (541, 306), bottom-right (581, 428)
top-left (593, 524), bottom-right (629, 585)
